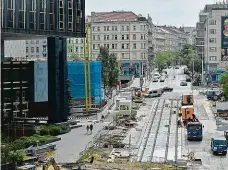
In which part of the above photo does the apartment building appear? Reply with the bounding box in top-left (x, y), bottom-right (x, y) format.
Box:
top-left (90, 11), bottom-right (153, 76)
top-left (204, 6), bottom-right (228, 82)
top-left (26, 39), bottom-right (47, 59)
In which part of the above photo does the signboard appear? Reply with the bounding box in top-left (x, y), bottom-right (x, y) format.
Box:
top-left (221, 16), bottom-right (228, 61)
top-left (34, 61), bottom-right (48, 102)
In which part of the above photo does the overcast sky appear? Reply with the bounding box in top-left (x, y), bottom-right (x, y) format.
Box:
top-left (85, 0), bottom-right (216, 27)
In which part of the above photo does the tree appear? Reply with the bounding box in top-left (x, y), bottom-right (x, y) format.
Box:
top-left (220, 70), bottom-right (228, 100)
top-left (179, 44), bottom-right (195, 67)
top-left (98, 47), bottom-right (119, 92)
top-left (154, 51), bottom-right (169, 72)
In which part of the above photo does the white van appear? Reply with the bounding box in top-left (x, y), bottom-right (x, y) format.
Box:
top-left (145, 89), bottom-right (163, 98)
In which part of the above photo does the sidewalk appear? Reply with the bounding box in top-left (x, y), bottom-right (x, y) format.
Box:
top-left (53, 95), bottom-right (117, 163)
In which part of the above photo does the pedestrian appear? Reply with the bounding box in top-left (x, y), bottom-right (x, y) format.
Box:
top-left (86, 125), bottom-right (89, 134)
top-left (90, 124), bottom-right (93, 134)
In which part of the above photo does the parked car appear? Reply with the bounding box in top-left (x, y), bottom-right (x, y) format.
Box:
top-left (186, 76), bottom-right (191, 82)
top-left (175, 66), bottom-right (179, 69)
top-left (180, 81), bottom-right (187, 86)
top-left (163, 87), bottom-right (173, 92)
top-left (160, 76), bottom-right (165, 82)
top-left (153, 78), bottom-right (159, 82)
top-left (145, 89), bottom-right (163, 98)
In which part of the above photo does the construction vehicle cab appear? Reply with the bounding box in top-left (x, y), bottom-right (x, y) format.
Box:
top-left (187, 122), bottom-right (203, 141)
top-left (182, 94), bottom-right (194, 106)
top-left (181, 105), bottom-right (194, 121)
top-left (211, 137), bottom-right (227, 155)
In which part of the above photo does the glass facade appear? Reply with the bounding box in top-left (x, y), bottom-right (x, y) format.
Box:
top-left (1, 0), bottom-right (85, 37)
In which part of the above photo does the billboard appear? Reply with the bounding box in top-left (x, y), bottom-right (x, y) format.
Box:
top-left (221, 16), bottom-right (228, 61)
top-left (34, 61), bottom-right (48, 102)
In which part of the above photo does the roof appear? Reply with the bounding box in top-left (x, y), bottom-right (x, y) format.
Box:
top-left (181, 105), bottom-right (194, 109)
top-left (213, 137), bottom-right (226, 141)
top-left (216, 101), bottom-right (228, 111)
top-left (91, 11), bottom-right (138, 22)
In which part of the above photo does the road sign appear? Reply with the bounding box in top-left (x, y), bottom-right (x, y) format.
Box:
top-left (189, 152), bottom-right (194, 157)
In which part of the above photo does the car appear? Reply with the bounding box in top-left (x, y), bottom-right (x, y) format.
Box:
top-left (180, 81), bottom-right (187, 86)
top-left (160, 76), bottom-right (165, 82)
top-left (175, 66), bottom-right (179, 69)
top-left (186, 76), bottom-right (191, 82)
top-left (145, 89), bottom-right (163, 98)
top-left (153, 78), bottom-right (159, 82)
top-left (163, 87), bottom-right (173, 92)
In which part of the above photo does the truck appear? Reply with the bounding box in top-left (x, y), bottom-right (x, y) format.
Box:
top-left (211, 137), bottom-right (227, 155)
top-left (187, 122), bottom-right (203, 141)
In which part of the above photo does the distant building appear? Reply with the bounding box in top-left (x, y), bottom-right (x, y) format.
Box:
top-left (90, 11), bottom-right (154, 76)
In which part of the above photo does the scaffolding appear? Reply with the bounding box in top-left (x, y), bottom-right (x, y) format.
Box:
top-left (84, 24), bottom-right (91, 112)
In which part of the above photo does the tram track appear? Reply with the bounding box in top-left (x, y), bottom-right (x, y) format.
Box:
top-left (137, 99), bottom-right (160, 162)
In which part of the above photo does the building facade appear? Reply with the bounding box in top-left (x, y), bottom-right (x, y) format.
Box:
top-left (196, 3), bottom-right (228, 83)
top-left (90, 11), bottom-right (153, 76)
top-left (204, 8), bottom-right (228, 82)
top-left (1, 0), bottom-right (86, 124)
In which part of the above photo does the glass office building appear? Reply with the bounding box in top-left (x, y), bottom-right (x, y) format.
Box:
top-left (1, 0), bottom-right (85, 37)
top-left (1, 0), bottom-right (85, 123)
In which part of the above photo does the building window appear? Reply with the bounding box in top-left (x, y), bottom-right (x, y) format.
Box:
top-left (126, 44), bottom-right (129, 49)
top-left (31, 40), bottom-right (35, 44)
top-left (144, 43), bottom-right (146, 49)
top-left (122, 35), bottom-right (124, 40)
top-left (107, 44), bottom-right (109, 49)
top-left (115, 26), bottom-right (117, 31)
top-left (121, 26), bottom-right (124, 31)
top-left (97, 27), bottom-right (100, 31)
top-left (98, 35), bottom-right (100, 40)
top-left (26, 40), bottom-right (28, 44)
top-left (104, 26), bottom-right (106, 31)
top-left (133, 34), bottom-right (136, 40)
top-left (31, 47), bottom-right (34, 53)
top-left (126, 34), bottom-right (129, 40)
top-left (93, 35), bottom-right (95, 40)
top-left (104, 35), bottom-right (106, 40)
top-left (36, 47), bottom-right (39, 53)
top-left (115, 44), bottom-right (117, 49)
top-left (133, 26), bottom-right (136, 31)
top-left (141, 53), bottom-right (143, 59)
top-left (209, 38), bottom-right (216, 43)
top-left (98, 44), bottom-right (100, 49)
top-left (144, 35), bottom-right (146, 40)
top-left (93, 44), bottom-right (95, 50)
top-left (141, 43), bottom-right (143, 49)
top-left (133, 43), bottom-right (136, 49)
top-left (209, 20), bottom-right (216, 25)
top-left (93, 26), bottom-right (95, 31)
top-left (107, 26), bottom-right (109, 31)
top-left (115, 35), bottom-right (118, 40)
top-left (209, 29), bottom-right (216, 34)
top-left (122, 44), bottom-right (124, 49)
top-left (126, 26), bottom-right (129, 31)
top-left (133, 52), bottom-right (137, 59)
top-left (112, 26), bottom-right (114, 31)
top-left (209, 56), bottom-right (217, 61)
top-left (26, 47), bottom-right (28, 53)
top-left (122, 53), bottom-right (124, 58)
top-left (76, 47), bottom-right (78, 52)
top-left (112, 44), bottom-right (115, 49)
top-left (141, 35), bottom-right (143, 40)
top-left (107, 35), bottom-right (109, 40)
top-left (209, 47), bottom-right (217, 52)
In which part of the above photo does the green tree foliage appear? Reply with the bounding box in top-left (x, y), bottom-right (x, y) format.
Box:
top-left (98, 47), bottom-right (119, 90)
top-left (179, 44), bottom-right (195, 67)
top-left (220, 70), bottom-right (228, 100)
top-left (154, 51), bottom-right (175, 72)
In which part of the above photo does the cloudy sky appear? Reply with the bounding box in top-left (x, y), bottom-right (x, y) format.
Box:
top-left (85, 0), bottom-right (216, 27)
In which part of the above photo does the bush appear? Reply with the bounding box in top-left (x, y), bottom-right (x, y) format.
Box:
top-left (49, 126), bottom-right (61, 136)
top-left (40, 128), bottom-right (49, 136)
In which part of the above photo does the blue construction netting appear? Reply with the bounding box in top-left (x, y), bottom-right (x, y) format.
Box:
top-left (67, 61), bottom-right (102, 104)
